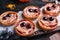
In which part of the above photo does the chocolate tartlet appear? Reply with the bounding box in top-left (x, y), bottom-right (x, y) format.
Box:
top-left (38, 15), bottom-right (58, 30)
top-left (0, 11), bottom-right (18, 26)
top-left (15, 19), bottom-right (36, 37)
top-left (23, 6), bottom-right (40, 19)
top-left (44, 3), bottom-right (60, 16)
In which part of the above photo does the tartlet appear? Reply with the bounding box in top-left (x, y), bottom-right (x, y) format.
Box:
top-left (23, 6), bottom-right (40, 19)
top-left (38, 14), bottom-right (58, 30)
top-left (44, 3), bottom-right (60, 16)
top-left (0, 11), bottom-right (18, 26)
top-left (15, 19), bottom-right (35, 37)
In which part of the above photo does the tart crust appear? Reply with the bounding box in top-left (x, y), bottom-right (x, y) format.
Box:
top-left (44, 3), bottom-right (60, 16)
top-left (15, 19), bottom-right (36, 37)
top-left (23, 6), bottom-right (40, 19)
top-left (0, 11), bottom-right (18, 26)
top-left (38, 15), bottom-right (58, 30)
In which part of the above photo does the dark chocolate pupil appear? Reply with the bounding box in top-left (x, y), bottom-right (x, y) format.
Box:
top-left (28, 9), bottom-right (33, 12)
top-left (49, 17), bottom-right (54, 21)
top-left (20, 22), bottom-right (26, 27)
top-left (34, 9), bottom-right (38, 13)
top-left (2, 17), bottom-right (6, 20)
top-left (52, 5), bottom-right (56, 8)
top-left (6, 14), bottom-right (11, 17)
top-left (43, 17), bottom-right (47, 21)
top-left (47, 7), bottom-right (51, 11)
top-left (26, 24), bottom-right (31, 29)
top-left (2, 14), bottom-right (11, 20)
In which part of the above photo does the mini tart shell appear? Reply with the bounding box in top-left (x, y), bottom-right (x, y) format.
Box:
top-left (23, 6), bottom-right (40, 19)
top-left (44, 3), bottom-right (60, 16)
top-left (38, 15), bottom-right (58, 31)
top-left (0, 11), bottom-right (18, 26)
top-left (15, 19), bottom-right (36, 37)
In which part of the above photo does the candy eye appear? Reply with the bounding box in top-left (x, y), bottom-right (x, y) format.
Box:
top-left (26, 24), bottom-right (31, 29)
top-left (49, 17), bottom-right (54, 21)
top-left (2, 17), bottom-right (6, 20)
top-left (20, 22), bottom-right (26, 27)
top-left (43, 17), bottom-right (47, 21)
top-left (47, 7), bottom-right (51, 11)
top-left (28, 9), bottom-right (33, 12)
top-left (52, 5), bottom-right (56, 8)
top-left (34, 9), bottom-right (38, 13)
top-left (6, 14), bottom-right (11, 17)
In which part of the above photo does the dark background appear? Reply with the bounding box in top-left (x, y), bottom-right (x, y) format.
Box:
top-left (0, 0), bottom-right (46, 14)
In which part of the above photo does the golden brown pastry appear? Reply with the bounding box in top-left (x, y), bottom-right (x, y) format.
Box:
top-left (44, 3), bottom-right (60, 16)
top-left (15, 19), bottom-right (35, 37)
top-left (0, 11), bottom-right (18, 26)
top-left (38, 14), bottom-right (58, 31)
top-left (23, 6), bottom-right (40, 19)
